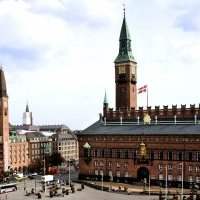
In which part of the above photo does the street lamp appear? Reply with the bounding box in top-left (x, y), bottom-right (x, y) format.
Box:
top-left (165, 165), bottom-right (168, 200)
top-left (181, 162), bottom-right (184, 200)
top-left (149, 175), bottom-right (151, 196)
top-left (100, 170), bottom-right (103, 191)
top-left (68, 159), bottom-right (71, 186)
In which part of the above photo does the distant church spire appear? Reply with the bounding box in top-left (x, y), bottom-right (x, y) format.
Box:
top-left (23, 102), bottom-right (33, 126)
top-left (26, 103), bottom-right (29, 112)
top-left (115, 7), bottom-right (135, 63)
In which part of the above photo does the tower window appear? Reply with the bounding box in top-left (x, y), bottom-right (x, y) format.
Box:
top-left (118, 66), bottom-right (125, 74)
top-left (4, 108), bottom-right (7, 116)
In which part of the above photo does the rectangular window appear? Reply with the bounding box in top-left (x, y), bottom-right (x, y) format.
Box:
top-left (97, 149), bottom-right (101, 157)
top-left (196, 177), bottom-right (200, 183)
top-left (189, 166), bottom-right (192, 172)
top-left (124, 171), bottom-right (128, 177)
top-left (94, 161), bottom-right (98, 167)
top-left (196, 166), bottom-right (200, 173)
top-left (189, 176), bottom-right (193, 183)
top-left (124, 162), bottom-right (128, 169)
top-left (108, 161), bottom-right (112, 168)
top-left (124, 150), bottom-right (128, 159)
top-left (178, 152), bottom-right (182, 161)
top-left (197, 152), bottom-right (200, 161)
top-left (105, 149), bottom-right (112, 158)
top-left (177, 175), bottom-right (182, 182)
top-left (168, 164), bottom-right (173, 170)
top-left (159, 174), bottom-right (163, 180)
top-left (116, 162), bottom-right (120, 168)
top-left (99, 161), bottom-right (104, 167)
top-left (108, 170), bottom-right (112, 177)
top-left (102, 149), bottom-right (104, 158)
top-left (94, 149), bottom-right (97, 157)
top-left (178, 163), bottom-right (183, 170)
top-left (168, 175), bottom-right (173, 181)
top-left (95, 170), bottom-right (98, 175)
top-left (112, 149), bottom-right (116, 158)
top-left (117, 150), bottom-right (120, 158)
top-left (133, 150), bottom-right (136, 160)
top-left (168, 152), bottom-right (173, 161)
top-left (120, 150), bottom-right (124, 159)
top-left (159, 164), bottom-right (163, 170)
top-left (159, 152), bottom-right (163, 160)
top-left (188, 152), bottom-right (193, 161)
top-left (151, 151), bottom-right (154, 161)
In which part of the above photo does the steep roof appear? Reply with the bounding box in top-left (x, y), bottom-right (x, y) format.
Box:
top-left (115, 14), bottom-right (135, 63)
top-left (78, 120), bottom-right (200, 136)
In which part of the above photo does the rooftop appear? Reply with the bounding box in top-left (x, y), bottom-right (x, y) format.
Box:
top-left (79, 120), bottom-right (200, 136)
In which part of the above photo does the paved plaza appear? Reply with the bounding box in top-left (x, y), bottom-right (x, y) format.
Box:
top-left (0, 179), bottom-right (158, 200)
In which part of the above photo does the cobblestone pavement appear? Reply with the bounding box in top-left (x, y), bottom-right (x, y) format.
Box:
top-left (0, 179), bottom-right (158, 200)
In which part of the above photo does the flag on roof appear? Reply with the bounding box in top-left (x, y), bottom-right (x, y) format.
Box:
top-left (138, 85), bottom-right (148, 94)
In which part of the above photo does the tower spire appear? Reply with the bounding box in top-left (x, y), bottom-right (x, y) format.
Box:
top-left (115, 8), bottom-right (135, 63)
top-left (26, 102), bottom-right (29, 112)
top-left (103, 90), bottom-right (108, 104)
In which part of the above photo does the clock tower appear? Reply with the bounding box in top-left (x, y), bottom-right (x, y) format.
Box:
top-left (115, 12), bottom-right (137, 110)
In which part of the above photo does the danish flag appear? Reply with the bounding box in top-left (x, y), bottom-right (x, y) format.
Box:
top-left (138, 85), bottom-right (148, 94)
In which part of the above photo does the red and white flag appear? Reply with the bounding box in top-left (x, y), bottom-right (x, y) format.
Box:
top-left (138, 85), bottom-right (148, 94)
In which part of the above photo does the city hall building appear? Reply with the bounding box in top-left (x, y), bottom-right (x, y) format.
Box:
top-left (77, 13), bottom-right (200, 187)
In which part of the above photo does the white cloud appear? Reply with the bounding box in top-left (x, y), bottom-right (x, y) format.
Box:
top-left (0, 0), bottom-right (200, 129)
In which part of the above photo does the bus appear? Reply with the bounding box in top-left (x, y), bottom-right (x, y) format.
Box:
top-left (0, 183), bottom-right (17, 193)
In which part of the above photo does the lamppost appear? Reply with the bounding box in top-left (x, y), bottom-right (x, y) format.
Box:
top-left (181, 162), bottom-right (184, 200)
top-left (149, 174), bottom-right (151, 196)
top-left (165, 165), bottom-right (168, 200)
top-left (68, 159), bottom-right (71, 186)
top-left (144, 178), bottom-right (147, 192)
top-left (43, 142), bottom-right (49, 198)
top-left (101, 171), bottom-right (103, 191)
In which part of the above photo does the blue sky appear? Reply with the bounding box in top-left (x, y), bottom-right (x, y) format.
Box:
top-left (1, 0), bottom-right (200, 130)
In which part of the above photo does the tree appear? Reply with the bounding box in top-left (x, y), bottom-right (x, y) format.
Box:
top-left (48, 152), bottom-right (64, 167)
top-left (29, 158), bottom-right (43, 173)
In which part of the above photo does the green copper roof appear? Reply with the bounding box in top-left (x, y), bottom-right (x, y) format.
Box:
top-left (119, 16), bottom-right (131, 40)
top-left (115, 14), bottom-right (136, 63)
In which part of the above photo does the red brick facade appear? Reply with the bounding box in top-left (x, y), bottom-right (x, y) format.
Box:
top-left (78, 133), bottom-right (200, 187)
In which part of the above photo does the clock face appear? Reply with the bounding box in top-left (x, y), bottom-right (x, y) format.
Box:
top-left (118, 66), bottom-right (125, 74)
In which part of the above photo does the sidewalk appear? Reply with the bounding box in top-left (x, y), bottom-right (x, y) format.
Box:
top-left (86, 181), bottom-right (196, 195)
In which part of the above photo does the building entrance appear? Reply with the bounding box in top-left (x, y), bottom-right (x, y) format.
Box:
top-left (137, 167), bottom-right (149, 181)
